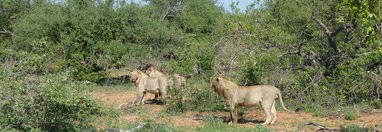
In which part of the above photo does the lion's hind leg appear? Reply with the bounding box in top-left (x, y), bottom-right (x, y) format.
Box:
top-left (261, 99), bottom-right (275, 126)
top-left (270, 100), bottom-right (278, 124)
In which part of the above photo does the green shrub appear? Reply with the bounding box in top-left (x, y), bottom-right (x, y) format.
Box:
top-left (165, 85), bottom-right (188, 113)
top-left (240, 60), bottom-right (263, 86)
top-left (340, 124), bottom-right (369, 132)
top-left (197, 114), bottom-right (272, 132)
top-left (197, 114), bottom-right (229, 132)
top-left (371, 99), bottom-right (382, 109)
top-left (139, 120), bottom-right (174, 132)
top-left (251, 125), bottom-right (273, 132)
top-left (121, 105), bottom-right (147, 114)
top-left (344, 111), bottom-right (360, 120)
top-left (0, 72), bottom-right (108, 131)
top-left (301, 104), bottom-right (325, 117)
top-left (165, 79), bottom-right (226, 113)
top-left (132, 114), bottom-right (175, 132)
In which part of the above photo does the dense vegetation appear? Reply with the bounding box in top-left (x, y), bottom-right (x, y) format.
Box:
top-left (0, 0), bottom-right (381, 130)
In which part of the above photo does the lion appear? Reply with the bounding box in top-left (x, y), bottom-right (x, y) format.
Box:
top-left (129, 70), bottom-right (167, 105)
top-left (146, 66), bottom-right (166, 78)
top-left (167, 74), bottom-right (186, 88)
top-left (146, 66), bottom-right (186, 88)
top-left (210, 77), bottom-right (292, 126)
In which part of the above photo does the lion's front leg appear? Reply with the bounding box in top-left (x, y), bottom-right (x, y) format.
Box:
top-left (234, 108), bottom-right (238, 123)
top-left (140, 92), bottom-right (147, 104)
top-left (134, 91), bottom-right (145, 105)
top-left (229, 104), bottom-right (238, 124)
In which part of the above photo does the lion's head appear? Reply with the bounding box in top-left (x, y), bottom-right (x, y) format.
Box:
top-left (130, 70), bottom-right (144, 82)
top-left (146, 66), bottom-right (163, 77)
top-left (210, 77), bottom-right (239, 94)
top-left (211, 77), bottom-right (223, 92)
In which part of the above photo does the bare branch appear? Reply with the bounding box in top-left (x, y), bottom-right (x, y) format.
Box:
top-left (213, 32), bottom-right (259, 47)
top-left (331, 23), bottom-right (353, 36)
top-left (8, 14), bottom-right (18, 20)
top-left (303, 122), bottom-right (339, 132)
top-left (311, 13), bottom-right (344, 53)
top-left (277, 38), bottom-right (323, 58)
top-left (312, 14), bottom-right (331, 36)
top-left (161, 5), bottom-right (171, 20)
top-left (0, 28), bottom-right (15, 37)
top-left (229, 52), bottom-right (238, 71)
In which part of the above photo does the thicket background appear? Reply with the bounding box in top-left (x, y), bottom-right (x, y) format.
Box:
top-left (0, 0), bottom-right (381, 130)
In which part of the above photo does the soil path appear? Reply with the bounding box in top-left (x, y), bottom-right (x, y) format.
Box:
top-left (91, 89), bottom-right (382, 131)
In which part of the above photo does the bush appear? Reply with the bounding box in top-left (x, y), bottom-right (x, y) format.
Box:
top-left (165, 85), bottom-right (188, 113)
top-left (138, 118), bottom-right (175, 132)
top-left (371, 99), bottom-right (382, 109)
top-left (198, 114), bottom-right (228, 131)
top-left (165, 79), bottom-right (226, 113)
top-left (197, 114), bottom-right (272, 132)
top-left (240, 60), bottom-right (263, 86)
top-left (301, 104), bottom-right (325, 117)
top-left (0, 72), bottom-right (107, 131)
top-left (344, 110), bottom-right (360, 120)
top-left (340, 124), bottom-right (369, 132)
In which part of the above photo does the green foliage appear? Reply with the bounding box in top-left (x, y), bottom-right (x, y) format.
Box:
top-left (340, 124), bottom-right (369, 132)
top-left (0, 0), bottom-right (382, 125)
top-left (9, 0), bottom-right (183, 81)
top-left (139, 118), bottom-right (175, 132)
top-left (185, 81), bottom-right (225, 112)
top-left (338, 0), bottom-right (382, 42)
top-left (121, 105), bottom-right (147, 114)
top-left (165, 79), bottom-right (225, 113)
top-left (171, 35), bottom-right (214, 77)
top-left (240, 60), bottom-right (262, 85)
top-left (165, 86), bottom-right (188, 113)
top-left (344, 112), bottom-right (360, 121)
top-left (251, 125), bottom-right (273, 132)
top-left (178, 0), bottom-right (223, 34)
top-left (0, 0), bottom-right (30, 32)
top-left (344, 109), bottom-right (361, 120)
top-left (0, 72), bottom-right (109, 131)
top-left (301, 104), bottom-right (325, 117)
top-left (371, 99), bottom-right (382, 109)
top-left (197, 114), bottom-right (272, 132)
top-left (198, 115), bottom-right (229, 131)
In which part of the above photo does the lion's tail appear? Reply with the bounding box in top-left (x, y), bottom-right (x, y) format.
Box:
top-left (277, 90), bottom-right (293, 112)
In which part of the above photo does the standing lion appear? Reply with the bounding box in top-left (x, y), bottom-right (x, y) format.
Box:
top-left (210, 77), bottom-right (292, 126)
top-left (129, 70), bottom-right (167, 105)
top-left (146, 66), bottom-right (186, 88)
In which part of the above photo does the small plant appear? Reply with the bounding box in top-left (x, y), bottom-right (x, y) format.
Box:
top-left (344, 111), bottom-right (360, 120)
top-left (343, 105), bottom-right (361, 120)
top-left (340, 124), bottom-right (369, 132)
top-left (121, 105), bottom-right (147, 114)
top-left (371, 99), bottom-right (382, 109)
top-left (301, 104), bottom-right (325, 117)
top-left (164, 84), bottom-right (188, 113)
top-left (197, 114), bottom-right (229, 132)
top-left (252, 125), bottom-right (273, 132)
top-left (197, 114), bottom-right (273, 132)
top-left (134, 115), bottom-right (175, 132)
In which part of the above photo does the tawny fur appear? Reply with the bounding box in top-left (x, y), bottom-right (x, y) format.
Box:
top-left (210, 77), bottom-right (292, 126)
top-left (146, 66), bottom-right (186, 88)
top-left (130, 70), bottom-right (167, 105)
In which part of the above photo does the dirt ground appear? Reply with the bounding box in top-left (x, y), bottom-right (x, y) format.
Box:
top-left (91, 89), bottom-right (382, 131)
